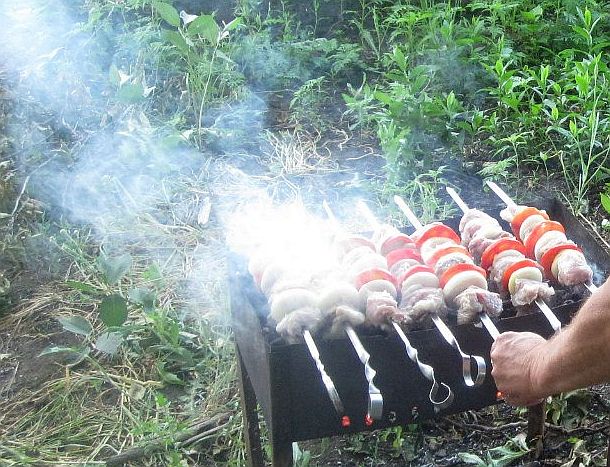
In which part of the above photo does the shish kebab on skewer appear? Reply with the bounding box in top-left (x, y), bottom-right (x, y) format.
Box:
top-left (324, 201), bottom-right (454, 411)
top-left (393, 196), bottom-right (503, 339)
top-left (352, 200), bottom-right (488, 386)
top-left (252, 249), bottom-right (387, 424)
top-left (248, 251), bottom-right (350, 424)
top-left (485, 181), bottom-right (597, 293)
top-left (445, 187), bottom-right (562, 333)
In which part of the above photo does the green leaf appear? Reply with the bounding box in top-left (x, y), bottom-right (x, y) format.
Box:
top-left (99, 294), bottom-right (128, 327)
top-left (129, 288), bottom-right (157, 313)
top-left (97, 252), bottom-right (132, 285)
top-left (223, 17), bottom-right (242, 32)
top-left (116, 82), bottom-right (146, 104)
top-left (601, 193), bottom-right (610, 214)
top-left (95, 332), bottom-right (124, 355)
top-left (457, 452), bottom-right (485, 465)
top-left (143, 263), bottom-right (164, 285)
top-left (109, 64), bottom-right (121, 87)
top-left (58, 315), bottom-right (93, 336)
top-left (65, 280), bottom-right (101, 295)
top-left (187, 15), bottom-right (219, 43)
top-left (152, 1), bottom-right (180, 27)
top-left (39, 346), bottom-right (90, 366)
top-left (163, 30), bottom-right (190, 56)
top-left (156, 362), bottom-right (184, 385)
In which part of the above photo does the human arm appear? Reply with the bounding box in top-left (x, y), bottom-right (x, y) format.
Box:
top-left (490, 277), bottom-right (610, 406)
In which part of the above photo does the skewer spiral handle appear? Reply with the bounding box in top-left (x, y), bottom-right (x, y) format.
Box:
top-left (345, 325), bottom-right (383, 420)
top-left (303, 330), bottom-right (345, 416)
top-left (392, 323), bottom-right (454, 410)
top-left (431, 315), bottom-right (487, 387)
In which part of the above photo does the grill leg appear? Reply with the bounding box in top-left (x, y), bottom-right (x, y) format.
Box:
top-left (272, 440), bottom-right (293, 467)
top-left (526, 401), bottom-right (546, 459)
top-left (236, 345), bottom-right (265, 467)
top-left (606, 437), bottom-right (610, 467)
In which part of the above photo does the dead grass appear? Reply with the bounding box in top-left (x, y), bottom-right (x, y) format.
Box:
top-left (263, 129), bottom-right (337, 176)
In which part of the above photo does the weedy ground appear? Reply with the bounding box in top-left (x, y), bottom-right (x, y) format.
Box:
top-left (0, 0), bottom-right (609, 466)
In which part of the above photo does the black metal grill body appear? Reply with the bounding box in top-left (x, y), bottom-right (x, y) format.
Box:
top-left (230, 198), bottom-right (610, 465)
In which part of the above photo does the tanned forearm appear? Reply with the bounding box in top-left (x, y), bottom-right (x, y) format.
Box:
top-left (491, 278), bottom-right (610, 406)
top-left (532, 278), bottom-right (610, 397)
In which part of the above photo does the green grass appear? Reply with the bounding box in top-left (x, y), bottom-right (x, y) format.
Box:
top-left (1, 0), bottom-right (610, 465)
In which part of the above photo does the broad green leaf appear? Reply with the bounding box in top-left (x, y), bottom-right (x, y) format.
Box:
top-left (95, 332), bottom-right (124, 355)
top-left (601, 193), bottom-right (610, 214)
top-left (116, 82), bottom-right (146, 104)
top-left (152, 1), bottom-right (180, 27)
top-left (58, 315), bottom-right (93, 336)
top-left (97, 252), bottom-right (132, 285)
top-left (129, 287), bottom-right (157, 313)
top-left (143, 263), bottom-right (163, 285)
top-left (163, 30), bottom-right (190, 56)
top-left (39, 346), bottom-right (90, 366)
top-left (393, 46), bottom-right (406, 71)
top-left (188, 15), bottom-right (219, 43)
top-left (99, 294), bottom-right (128, 327)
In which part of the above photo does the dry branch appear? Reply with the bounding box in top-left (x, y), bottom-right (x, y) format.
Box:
top-left (105, 412), bottom-right (230, 466)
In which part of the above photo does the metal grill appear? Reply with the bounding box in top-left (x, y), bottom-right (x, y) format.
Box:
top-left (230, 198), bottom-right (609, 466)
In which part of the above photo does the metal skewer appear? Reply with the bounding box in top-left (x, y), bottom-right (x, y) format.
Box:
top-left (486, 181), bottom-right (599, 304)
top-left (302, 330), bottom-right (345, 416)
top-left (391, 196), bottom-right (487, 387)
top-left (356, 201), bottom-right (454, 411)
top-left (344, 325), bottom-right (383, 420)
top-left (322, 200), bottom-right (384, 421)
top-left (446, 187), bottom-right (562, 334)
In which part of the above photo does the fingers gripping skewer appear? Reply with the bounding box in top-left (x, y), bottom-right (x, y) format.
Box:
top-left (486, 181), bottom-right (598, 303)
top-left (303, 330), bottom-right (345, 416)
top-left (322, 200), bottom-right (384, 420)
top-left (392, 196), bottom-right (487, 387)
top-left (447, 182), bottom-right (561, 332)
top-left (357, 201), bottom-right (454, 410)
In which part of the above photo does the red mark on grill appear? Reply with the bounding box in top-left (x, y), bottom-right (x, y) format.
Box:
top-left (496, 391), bottom-right (504, 400)
top-left (341, 416), bottom-right (351, 428)
top-left (364, 414), bottom-right (374, 426)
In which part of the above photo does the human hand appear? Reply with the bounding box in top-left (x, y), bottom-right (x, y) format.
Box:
top-left (490, 331), bottom-right (547, 407)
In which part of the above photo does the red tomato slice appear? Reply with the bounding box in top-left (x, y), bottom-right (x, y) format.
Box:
top-left (427, 245), bottom-right (471, 267)
top-left (380, 233), bottom-right (414, 256)
top-left (524, 221), bottom-right (565, 258)
top-left (439, 263), bottom-right (486, 289)
top-left (501, 259), bottom-right (541, 290)
top-left (480, 238), bottom-right (526, 270)
top-left (510, 207), bottom-right (549, 240)
top-left (396, 264), bottom-right (434, 288)
top-left (539, 243), bottom-right (582, 280)
top-left (415, 224), bottom-right (460, 248)
top-left (355, 268), bottom-right (396, 290)
top-left (386, 247), bottom-right (422, 270)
